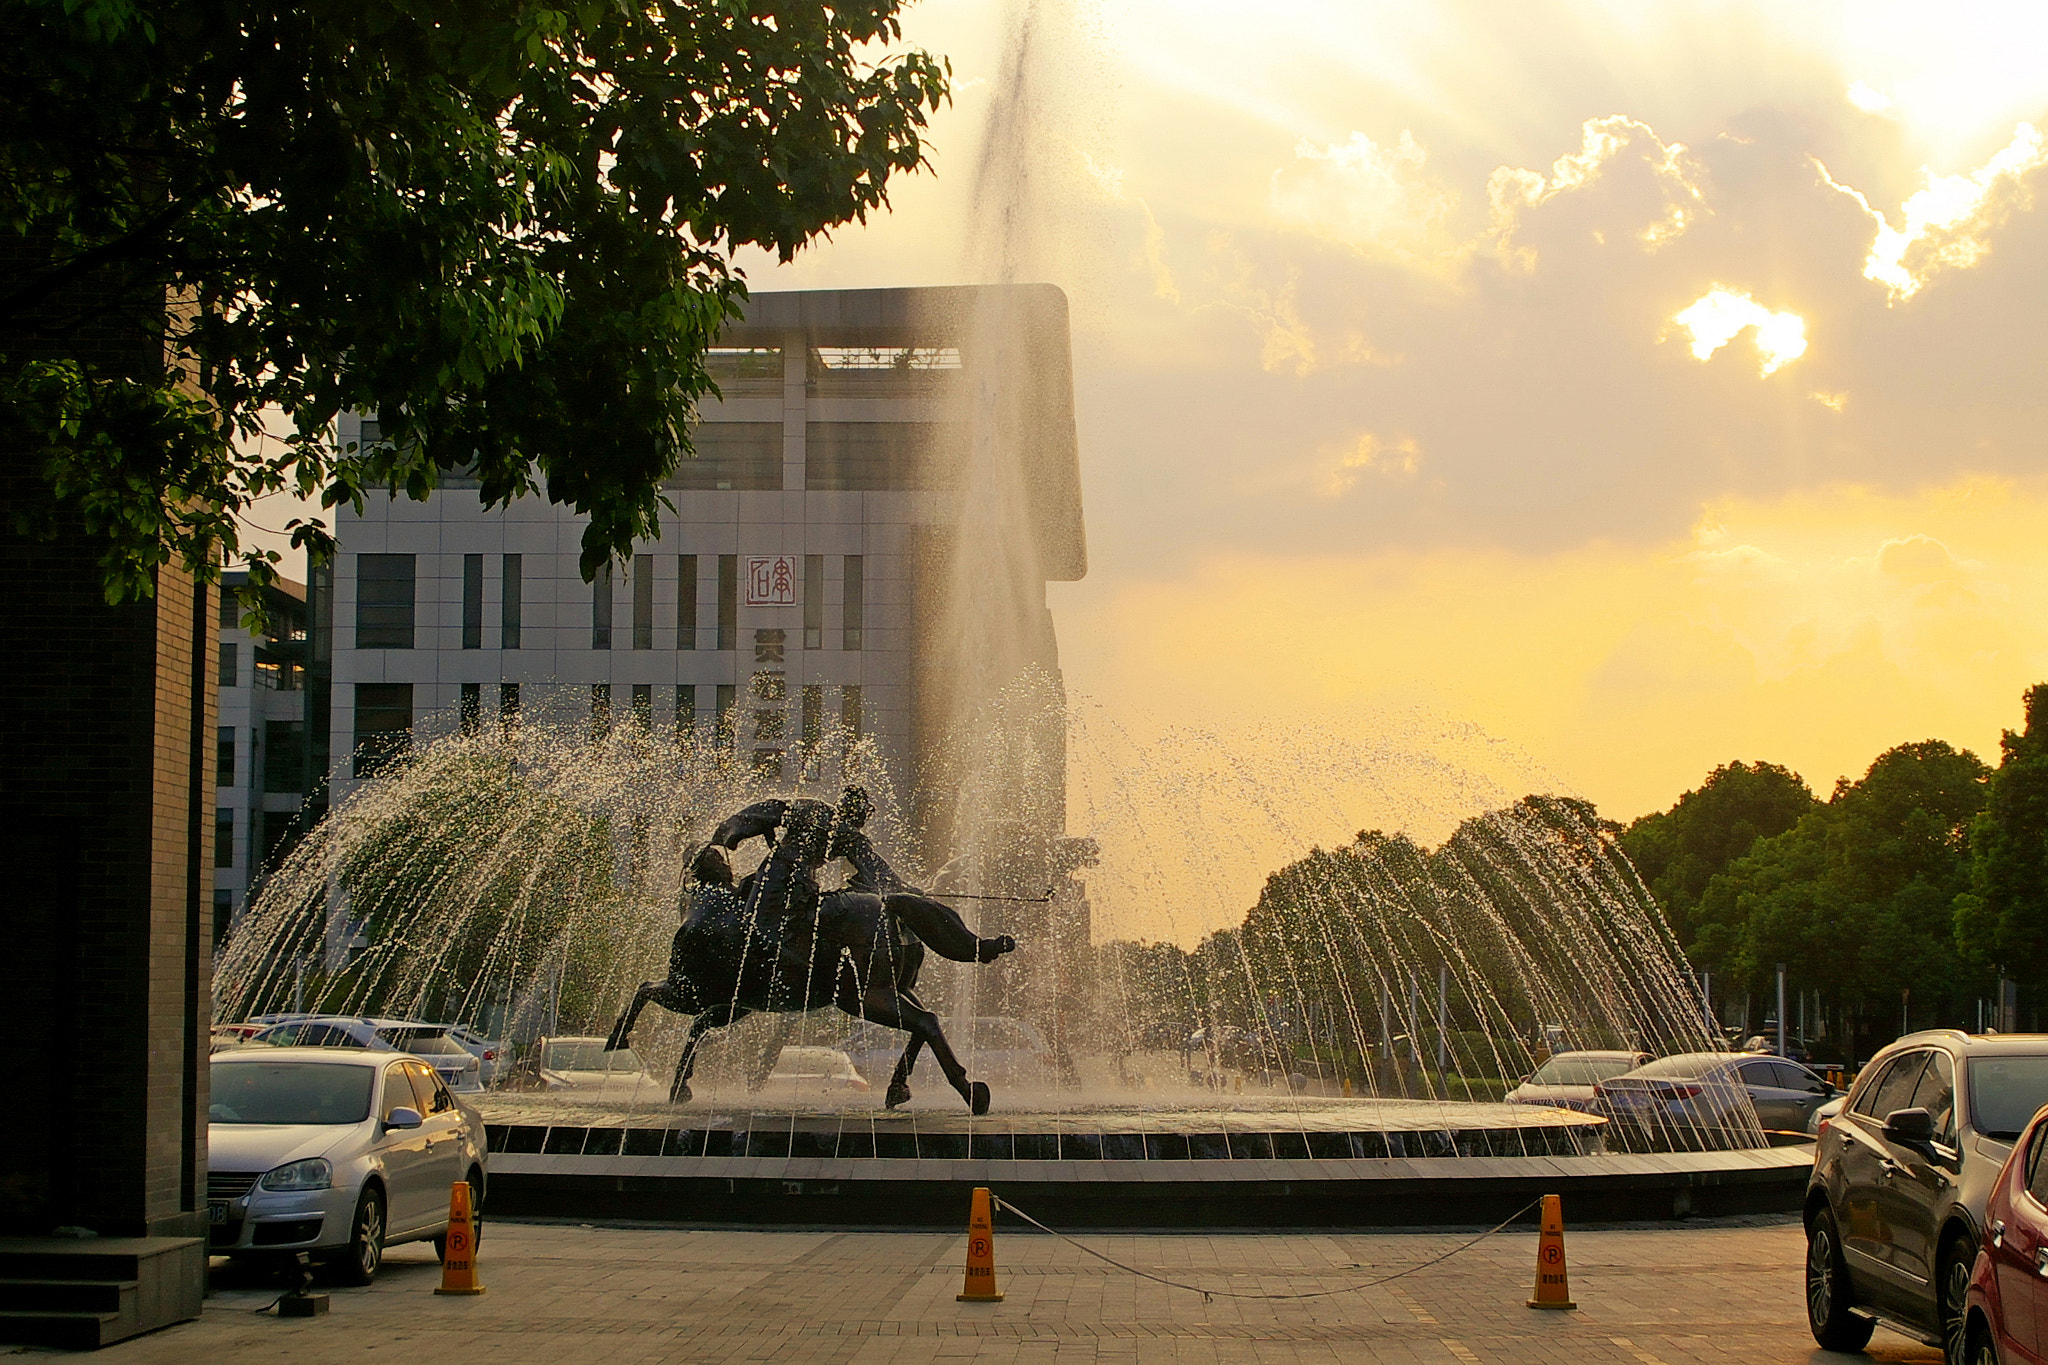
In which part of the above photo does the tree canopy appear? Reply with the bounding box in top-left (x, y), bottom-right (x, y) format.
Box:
top-left (1956, 684), bottom-right (2048, 988)
top-left (1619, 760), bottom-right (1817, 945)
top-left (1, 0), bottom-right (948, 605)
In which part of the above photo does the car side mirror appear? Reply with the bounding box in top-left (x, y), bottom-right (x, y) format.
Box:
top-left (1883, 1106), bottom-right (1934, 1144)
top-left (384, 1106), bottom-right (423, 1130)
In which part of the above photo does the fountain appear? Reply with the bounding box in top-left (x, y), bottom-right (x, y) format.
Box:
top-left (211, 0), bottom-right (1812, 1227)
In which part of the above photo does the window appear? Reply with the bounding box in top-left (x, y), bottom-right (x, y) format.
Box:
top-left (499, 682), bottom-right (520, 734)
top-left (803, 555), bottom-right (824, 649)
top-left (592, 562), bottom-right (613, 650)
top-left (460, 683), bottom-right (482, 737)
top-left (633, 555), bottom-right (654, 649)
top-left (801, 685), bottom-right (823, 748)
top-left (2027, 1122), bottom-right (2048, 1206)
top-left (804, 422), bottom-right (962, 490)
top-left (501, 554), bottom-right (522, 649)
top-left (263, 720), bottom-right (304, 792)
top-left (352, 683), bottom-right (414, 777)
top-left (380, 1065), bottom-right (417, 1123)
top-left (665, 423), bottom-right (783, 490)
top-left (842, 556), bottom-right (863, 650)
top-left (262, 810), bottom-right (299, 868)
top-left (675, 684), bottom-right (696, 738)
top-left (1853, 1051), bottom-right (1930, 1121)
top-left (677, 554), bottom-right (698, 650)
top-left (716, 556), bottom-right (737, 650)
top-left (355, 554), bottom-right (416, 649)
top-left (219, 590), bottom-right (242, 629)
top-left (1908, 1050), bottom-right (1957, 1145)
top-left (841, 685), bottom-right (863, 739)
top-left (403, 1061), bottom-right (456, 1116)
top-left (215, 809), bottom-right (235, 868)
top-left (715, 684), bottom-right (737, 748)
top-left (462, 554), bottom-right (483, 649)
top-left (590, 684), bottom-right (612, 736)
top-left (216, 728), bottom-right (236, 787)
top-left (631, 683), bottom-right (652, 730)
top-left (212, 890), bottom-right (234, 948)
top-left (219, 642), bottom-right (238, 687)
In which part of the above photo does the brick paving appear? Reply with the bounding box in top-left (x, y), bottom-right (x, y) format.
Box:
top-left (70, 1215), bottom-right (1940, 1365)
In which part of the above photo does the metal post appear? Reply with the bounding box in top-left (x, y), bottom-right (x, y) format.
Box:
top-left (1701, 970), bottom-right (1712, 1034)
top-left (1776, 964), bottom-right (1786, 1057)
top-left (1437, 965), bottom-right (1448, 1075)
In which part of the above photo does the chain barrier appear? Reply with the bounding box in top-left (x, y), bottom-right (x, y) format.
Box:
top-left (989, 1192), bottom-right (1544, 1304)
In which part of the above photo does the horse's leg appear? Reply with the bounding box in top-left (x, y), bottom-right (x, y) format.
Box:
top-left (839, 976), bottom-right (985, 1115)
top-left (671, 1004), bottom-right (748, 1104)
top-left (885, 1036), bottom-right (926, 1110)
top-left (604, 981), bottom-right (661, 1052)
top-left (883, 894), bottom-right (1016, 964)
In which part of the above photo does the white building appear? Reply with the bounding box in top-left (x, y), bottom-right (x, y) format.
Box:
top-left (307, 285), bottom-right (1086, 843)
top-left (214, 572), bottom-right (310, 935)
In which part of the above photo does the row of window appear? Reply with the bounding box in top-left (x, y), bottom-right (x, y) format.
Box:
top-left (357, 554), bottom-right (867, 653)
top-left (213, 806), bottom-right (302, 872)
top-left (661, 422), bottom-right (965, 492)
top-left (350, 681), bottom-right (865, 778)
top-left (215, 724), bottom-right (306, 791)
top-left (217, 642), bottom-right (303, 690)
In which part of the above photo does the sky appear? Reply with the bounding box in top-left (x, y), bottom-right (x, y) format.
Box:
top-left (241, 0), bottom-right (2048, 938)
top-left (721, 0), bottom-right (2048, 850)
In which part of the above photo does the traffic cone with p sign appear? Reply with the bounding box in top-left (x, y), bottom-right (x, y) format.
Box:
top-left (957, 1186), bottom-right (1004, 1302)
top-left (1525, 1193), bottom-right (1574, 1309)
top-left (434, 1181), bottom-right (486, 1296)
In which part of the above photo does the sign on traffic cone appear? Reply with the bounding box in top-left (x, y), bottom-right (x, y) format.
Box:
top-left (956, 1187), bottom-right (1004, 1302)
top-left (1525, 1193), bottom-right (1574, 1309)
top-left (434, 1181), bottom-right (486, 1296)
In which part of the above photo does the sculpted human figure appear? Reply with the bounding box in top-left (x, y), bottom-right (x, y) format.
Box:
top-left (604, 785), bottom-right (1017, 1114)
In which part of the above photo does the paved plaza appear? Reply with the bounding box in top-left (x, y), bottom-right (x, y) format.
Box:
top-left (35, 1213), bottom-right (1939, 1365)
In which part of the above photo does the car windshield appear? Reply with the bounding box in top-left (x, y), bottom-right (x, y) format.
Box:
top-left (547, 1041), bottom-right (636, 1071)
top-left (1531, 1057), bottom-right (1637, 1085)
top-left (209, 1061), bottom-right (376, 1124)
top-left (375, 1028), bottom-right (464, 1056)
top-left (1967, 1056), bottom-right (2048, 1138)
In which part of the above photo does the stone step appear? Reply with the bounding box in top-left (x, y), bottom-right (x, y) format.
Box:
top-left (0, 1307), bottom-right (127, 1351)
top-left (0, 1276), bottom-right (138, 1313)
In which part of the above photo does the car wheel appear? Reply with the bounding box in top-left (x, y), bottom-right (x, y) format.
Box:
top-left (1941, 1241), bottom-right (1974, 1365)
top-left (1969, 1318), bottom-right (2000, 1365)
top-left (335, 1185), bottom-right (385, 1287)
top-left (1806, 1207), bottom-right (1875, 1351)
top-left (433, 1169), bottom-right (484, 1263)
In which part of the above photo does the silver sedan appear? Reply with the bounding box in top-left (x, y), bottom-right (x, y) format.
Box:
top-left (208, 1047), bottom-right (488, 1283)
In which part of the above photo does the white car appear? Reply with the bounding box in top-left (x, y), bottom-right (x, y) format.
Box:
top-left (439, 1024), bottom-right (505, 1088)
top-left (536, 1035), bottom-right (661, 1097)
top-left (756, 1046), bottom-right (871, 1102)
top-left (208, 1047), bottom-right (488, 1284)
top-left (246, 1016), bottom-right (485, 1092)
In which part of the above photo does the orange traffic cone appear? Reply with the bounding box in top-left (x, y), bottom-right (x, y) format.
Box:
top-left (434, 1181), bottom-right (486, 1296)
top-left (1525, 1193), bottom-right (1574, 1310)
top-left (956, 1187), bottom-right (1003, 1302)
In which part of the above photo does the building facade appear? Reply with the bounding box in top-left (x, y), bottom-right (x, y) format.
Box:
top-left (309, 285), bottom-right (1086, 844)
top-left (212, 572), bottom-right (310, 936)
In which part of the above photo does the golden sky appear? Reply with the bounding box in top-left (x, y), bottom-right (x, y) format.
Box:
top-left (738, 0), bottom-right (2048, 886)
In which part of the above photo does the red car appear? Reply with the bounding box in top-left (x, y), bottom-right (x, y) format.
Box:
top-left (1964, 1103), bottom-right (2048, 1365)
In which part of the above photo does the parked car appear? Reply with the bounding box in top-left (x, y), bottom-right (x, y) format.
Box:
top-left (1505, 1050), bottom-right (1651, 1112)
top-left (210, 1023), bottom-right (263, 1053)
top-left (245, 1016), bottom-right (485, 1093)
top-left (439, 1024), bottom-right (505, 1088)
top-left (756, 1047), bottom-right (871, 1102)
top-left (1805, 1030), bottom-right (2048, 1362)
top-left (208, 1046), bottom-right (488, 1284)
top-left (1963, 1101), bottom-right (2048, 1365)
top-left (535, 1035), bottom-right (661, 1098)
top-left (1593, 1051), bottom-right (1836, 1150)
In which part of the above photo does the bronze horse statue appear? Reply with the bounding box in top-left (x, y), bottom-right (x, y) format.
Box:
top-left (602, 789), bottom-right (1015, 1114)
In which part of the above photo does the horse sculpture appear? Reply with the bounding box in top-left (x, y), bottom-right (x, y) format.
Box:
top-left (602, 789), bottom-right (1016, 1115)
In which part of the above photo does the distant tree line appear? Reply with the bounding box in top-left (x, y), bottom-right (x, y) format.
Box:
top-left (1620, 683), bottom-right (2048, 1061)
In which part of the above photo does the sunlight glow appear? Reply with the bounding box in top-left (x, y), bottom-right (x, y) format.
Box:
top-left (1846, 81), bottom-right (1895, 114)
top-left (1817, 124), bottom-right (2048, 301)
top-left (1673, 287), bottom-right (1808, 375)
top-left (1488, 115), bottom-right (1704, 267)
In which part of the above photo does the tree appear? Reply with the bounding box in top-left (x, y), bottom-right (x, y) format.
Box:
top-left (2, 0), bottom-right (947, 607)
top-left (1620, 760), bottom-right (1817, 947)
top-left (1956, 684), bottom-right (2048, 988)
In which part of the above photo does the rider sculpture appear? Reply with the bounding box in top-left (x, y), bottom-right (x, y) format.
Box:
top-left (603, 786), bottom-right (1016, 1114)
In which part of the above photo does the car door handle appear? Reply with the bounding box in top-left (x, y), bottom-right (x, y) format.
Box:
top-left (2036, 1247), bottom-right (2048, 1277)
top-left (1993, 1220), bottom-right (2006, 1248)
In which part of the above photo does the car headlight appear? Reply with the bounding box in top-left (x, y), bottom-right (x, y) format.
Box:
top-left (260, 1158), bottom-right (333, 1192)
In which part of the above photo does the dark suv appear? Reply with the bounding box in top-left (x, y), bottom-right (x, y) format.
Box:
top-left (1805, 1030), bottom-right (2048, 1363)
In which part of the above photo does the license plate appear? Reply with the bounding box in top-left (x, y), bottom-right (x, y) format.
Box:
top-left (207, 1201), bottom-right (230, 1226)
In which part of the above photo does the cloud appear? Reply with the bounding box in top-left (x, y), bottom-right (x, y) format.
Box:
top-left (1671, 286), bottom-right (1809, 375)
top-left (1488, 115), bottom-right (1708, 267)
top-left (1320, 432), bottom-right (1422, 497)
top-left (1269, 130), bottom-right (1463, 275)
top-left (1816, 123), bottom-right (2048, 301)
top-left (1846, 81), bottom-right (1894, 115)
